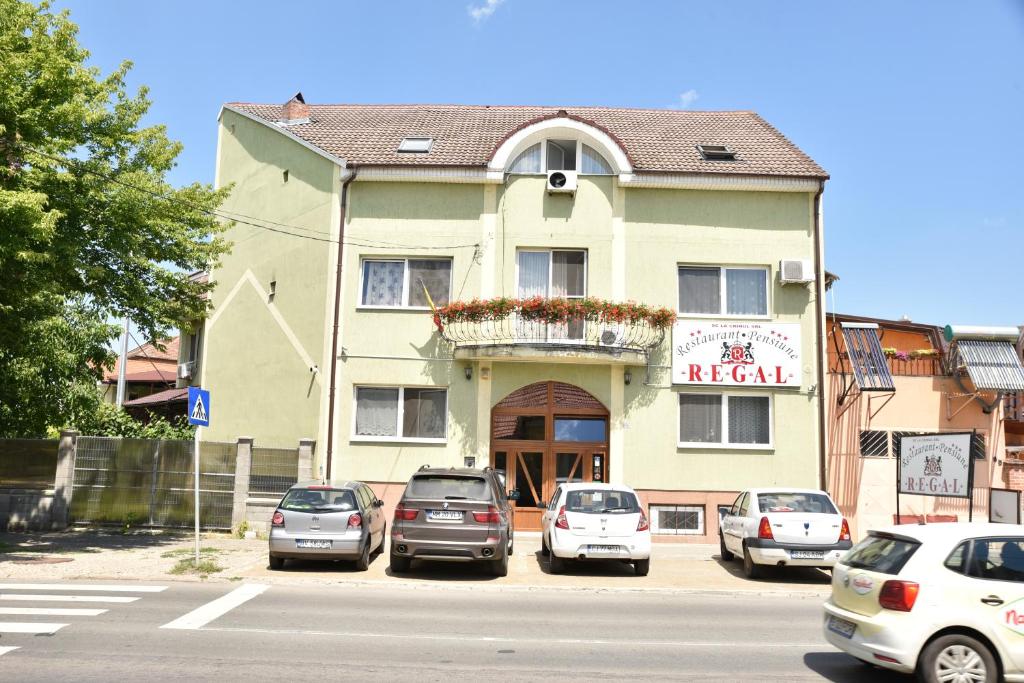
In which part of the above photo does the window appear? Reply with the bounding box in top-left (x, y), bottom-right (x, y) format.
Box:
top-left (565, 489), bottom-right (640, 514)
top-left (509, 144), bottom-right (542, 173)
top-left (650, 504), bottom-right (705, 536)
top-left (397, 137), bottom-right (433, 153)
top-left (408, 475), bottom-right (489, 500)
top-left (507, 141), bottom-right (613, 175)
top-left (517, 249), bottom-right (586, 340)
top-left (965, 538), bottom-right (1024, 583)
top-left (844, 534), bottom-right (920, 576)
top-left (859, 430), bottom-right (889, 457)
top-left (546, 139), bottom-right (577, 171)
top-left (738, 492), bottom-right (750, 517)
top-left (554, 418), bottom-right (606, 442)
top-left (678, 266), bottom-right (769, 317)
top-left (353, 386), bottom-right (447, 441)
top-left (360, 258), bottom-right (451, 308)
top-left (755, 492), bottom-right (837, 515)
top-left (678, 393), bottom-right (772, 447)
top-left (697, 144), bottom-right (737, 161)
top-left (580, 144), bottom-right (612, 174)
top-left (972, 433), bottom-right (986, 460)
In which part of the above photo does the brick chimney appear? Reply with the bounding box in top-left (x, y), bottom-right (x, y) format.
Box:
top-left (281, 92), bottom-right (310, 124)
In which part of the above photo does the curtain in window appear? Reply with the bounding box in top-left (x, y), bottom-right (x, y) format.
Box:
top-left (580, 144), bottom-right (612, 174)
top-left (728, 396), bottom-right (770, 444)
top-left (679, 394), bottom-right (722, 442)
top-left (508, 143), bottom-right (541, 173)
top-left (551, 251), bottom-right (585, 297)
top-left (517, 252), bottom-right (549, 297)
top-left (678, 267), bottom-right (720, 314)
top-left (362, 261), bottom-right (404, 306)
top-left (408, 260), bottom-right (451, 307)
top-left (355, 388), bottom-right (399, 436)
top-left (726, 269), bottom-right (767, 316)
top-left (402, 389), bottom-right (447, 439)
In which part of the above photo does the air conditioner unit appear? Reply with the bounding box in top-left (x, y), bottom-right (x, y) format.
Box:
top-left (779, 259), bottom-right (815, 284)
top-left (546, 170), bottom-right (577, 194)
top-left (599, 325), bottom-right (625, 347)
top-left (177, 362), bottom-right (194, 380)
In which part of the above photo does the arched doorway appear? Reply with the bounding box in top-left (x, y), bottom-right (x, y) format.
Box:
top-left (491, 381), bottom-right (609, 531)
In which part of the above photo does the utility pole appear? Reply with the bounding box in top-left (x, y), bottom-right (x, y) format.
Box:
top-left (115, 318), bottom-right (130, 407)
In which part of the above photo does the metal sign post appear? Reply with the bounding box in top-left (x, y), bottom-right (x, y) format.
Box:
top-left (187, 387), bottom-right (211, 567)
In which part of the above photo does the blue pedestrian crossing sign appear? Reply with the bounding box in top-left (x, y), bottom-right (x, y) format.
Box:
top-left (187, 387), bottom-right (210, 427)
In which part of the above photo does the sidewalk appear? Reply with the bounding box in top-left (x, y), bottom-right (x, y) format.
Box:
top-left (0, 529), bottom-right (832, 596)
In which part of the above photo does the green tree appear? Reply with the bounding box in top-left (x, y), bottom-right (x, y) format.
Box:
top-left (0, 1), bottom-right (230, 436)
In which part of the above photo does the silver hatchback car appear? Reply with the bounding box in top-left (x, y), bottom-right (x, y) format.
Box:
top-left (269, 481), bottom-right (387, 571)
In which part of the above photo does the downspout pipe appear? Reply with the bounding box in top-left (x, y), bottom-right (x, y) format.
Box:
top-left (812, 181), bottom-right (828, 490)
top-left (325, 168), bottom-right (357, 481)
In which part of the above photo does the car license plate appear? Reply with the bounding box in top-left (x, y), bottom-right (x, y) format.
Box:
top-left (295, 539), bottom-right (332, 549)
top-left (588, 545), bottom-right (619, 554)
top-left (791, 550), bottom-right (825, 559)
top-left (827, 615), bottom-right (856, 639)
top-left (427, 510), bottom-right (463, 521)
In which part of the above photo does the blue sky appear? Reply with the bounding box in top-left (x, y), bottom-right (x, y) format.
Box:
top-left (58, 0), bottom-right (1024, 327)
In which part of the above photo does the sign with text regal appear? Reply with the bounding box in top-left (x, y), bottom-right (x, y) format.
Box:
top-left (672, 321), bottom-right (802, 387)
top-left (899, 433), bottom-right (972, 499)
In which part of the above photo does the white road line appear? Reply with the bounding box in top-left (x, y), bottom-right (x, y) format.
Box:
top-left (160, 584), bottom-right (269, 631)
top-left (0, 594), bottom-right (140, 603)
top-left (0, 622), bottom-right (67, 634)
top-left (0, 646), bottom-right (20, 657)
top-left (0, 584), bottom-right (166, 593)
top-left (0, 607), bottom-right (107, 617)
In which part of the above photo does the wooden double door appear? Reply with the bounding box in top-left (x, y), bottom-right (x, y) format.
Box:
top-left (492, 448), bottom-right (606, 531)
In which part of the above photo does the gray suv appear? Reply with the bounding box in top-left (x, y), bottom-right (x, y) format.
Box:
top-left (390, 466), bottom-right (514, 577)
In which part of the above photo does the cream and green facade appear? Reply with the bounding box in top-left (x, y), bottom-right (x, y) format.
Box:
top-left (198, 97), bottom-right (829, 542)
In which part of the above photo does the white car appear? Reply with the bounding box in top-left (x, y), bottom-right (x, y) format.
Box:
top-left (824, 523), bottom-right (1024, 682)
top-left (720, 487), bottom-right (852, 578)
top-left (541, 483), bottom-right (652, 576)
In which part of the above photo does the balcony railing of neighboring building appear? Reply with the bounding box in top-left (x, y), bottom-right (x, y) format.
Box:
top-left (828, 350), bottom-right (944, 377)
top-left (433, 297), bottom-right (675, 361)
top-left (1005, 392), bottom-right (1024, 423)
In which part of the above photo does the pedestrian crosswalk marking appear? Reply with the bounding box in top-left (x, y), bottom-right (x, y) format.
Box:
top-left (0, 607), bottom-right (107, 617)
top-left (0, 646), bottom-right (19, 657)
top-left (0, 622), bottom-right (67, 634)
top-left (161, 583), bottom-right (268, 630)
top-left (189, 394), bottom-right (208, 422)
top-left (0, 583), bottom-right (166, 592)
top-left (0, 594), bottom-right (140, 603)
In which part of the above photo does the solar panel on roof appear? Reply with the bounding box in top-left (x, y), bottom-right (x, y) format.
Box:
top-left (841, 323), bottom-right (895, 391)
top-left (954, 340), bottom-right (1024, 392)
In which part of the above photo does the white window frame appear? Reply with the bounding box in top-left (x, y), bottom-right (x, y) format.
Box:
top-left (507, 139), bottom-right (614, 176)
top-left (677, 264), bottom-right (771, 319)
top-left (677, 391), bottom-right (774, 450)
top-left (357, 257), bottom-right (453, 311)
top-left (350, 385), bottom-right (448, 444)
top-left (650, 504), bottom-right (706, 536)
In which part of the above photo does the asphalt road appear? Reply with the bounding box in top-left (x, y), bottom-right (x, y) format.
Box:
top-left (0, 580), bottom-right (908, 681)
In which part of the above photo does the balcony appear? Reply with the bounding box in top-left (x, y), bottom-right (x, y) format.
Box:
top-left (434, 297), bottom-right (674, 365)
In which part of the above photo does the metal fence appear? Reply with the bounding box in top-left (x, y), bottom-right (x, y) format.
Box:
top-left (249, 446), bottom-right (299, 497)
top-left (70, 437), bottom-right (237, 529)
top-left (0, 439), bottom-right (59, 489)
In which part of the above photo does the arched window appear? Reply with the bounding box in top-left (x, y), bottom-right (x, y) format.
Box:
top-left (580, 144), bottom-right (613, 174)
top-left (508, 143), bottom-right (542, 173)
top-left (506, 140), bottom-right (614, 175)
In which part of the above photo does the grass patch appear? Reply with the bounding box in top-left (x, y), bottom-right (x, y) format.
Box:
top-left (161, 547), bottom-right (221, 559)
top-left (169, 557), bottom-right (224, 577)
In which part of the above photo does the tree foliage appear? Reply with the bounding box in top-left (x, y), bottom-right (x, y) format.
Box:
top-left (0, 1), bottom-right (230, 436)
top-left (69, 402), bottom-right (196, 440)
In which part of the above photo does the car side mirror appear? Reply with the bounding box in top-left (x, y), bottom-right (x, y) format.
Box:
top-left (374, 499), bottom-right (384, 507)
top-left (508, 490), bottom-right (520, 501)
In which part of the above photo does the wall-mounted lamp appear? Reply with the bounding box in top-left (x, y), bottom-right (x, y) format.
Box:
top-left (268, 279), bottom-right (277, 301)
top-left (624, 369), bottom-right (632, 385)
top-left (464, 366), bottom-right (473, 381)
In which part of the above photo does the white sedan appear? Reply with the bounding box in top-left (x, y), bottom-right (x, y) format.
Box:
top-left (541, 483), bottom-right (651, 576)
top-left (720, 488), bottom-right (852, 578)
top-left (824, 523), bottom-right (1024, 682)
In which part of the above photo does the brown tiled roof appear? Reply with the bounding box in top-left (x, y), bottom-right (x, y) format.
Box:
top-left (227, 102), bottom-right (828, 179)
top-left (123, 387), bottom-right (188, 407)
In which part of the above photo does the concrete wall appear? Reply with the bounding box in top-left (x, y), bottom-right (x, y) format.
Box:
top-left (0, 489), bottom-right (55, 531)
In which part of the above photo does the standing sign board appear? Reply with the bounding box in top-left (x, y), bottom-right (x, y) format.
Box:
top-left (990, 488), bottom-right (1022, 525)
top-left (898, 432), bottom-right (974, 521)
top-left (186, 387), bottom-right (210, 564)
top-left (672, 321), bottom-right (802, 388)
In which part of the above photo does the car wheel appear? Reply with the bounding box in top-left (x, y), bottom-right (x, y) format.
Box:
top-left (541, 534), bottom-right (550, 557)
top-left (268, 554), bottom-right (285, 570)
top-left (918, 634), bottom-right (998, 683)
top-left (549, 553), bottom-right (566, 574)
top-left (720, 534), bottom-right (734, 561)
top-left (742, 544), bottom-right (762, 579)
top-left (355, 540), bottom-right (370, 572)
top-left (489, 550), bottom-right (509, 577)
top-left (634, 558), bottom-right (650, 576)
top-left (508, 532), bottom-right (514, 557)
top-left (389, 551), bottom-right (411, 573)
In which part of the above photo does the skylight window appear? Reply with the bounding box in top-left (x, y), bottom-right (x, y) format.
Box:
top-left (398, 137), bottom-right (433, 153)
top-left (697, 144), bottom-right (737, 161)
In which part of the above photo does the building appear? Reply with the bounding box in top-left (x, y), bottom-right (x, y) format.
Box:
top-left (101, 337), bottom-right (178, 405)
top-left (826, 313), bottom-right (1024, 536)
top-left (198, 94), bottom-right (829, 541)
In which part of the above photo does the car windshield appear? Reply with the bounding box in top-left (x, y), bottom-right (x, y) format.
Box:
top-left (843, 534), bottom-right (920, 575)
top-left (279, 488), bottom-right (357, 512)
top-left (756, 492), bottom-right (837, 514)
top-left (408, 476), bottom-right (490, 501)
top-left (565, 489), bottom-right (640, 514)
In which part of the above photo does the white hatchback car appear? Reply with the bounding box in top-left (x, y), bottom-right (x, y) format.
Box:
top-left (824, 523), bottom-right (1024, 682)
top-left (541, 483), bottom-right (652, 576)
top-left (720, 488), bottom-right (852, 578)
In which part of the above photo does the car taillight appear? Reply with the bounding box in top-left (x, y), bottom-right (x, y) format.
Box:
top-left (394, 503), bottom-right (418, 521)
top-left (758, 516), bottom-right (774, 540)
top-left (555, 506), bottom-right (569, 530)
top-left (348, 513), bottom-right (362, 528)
top-left (637, 510), bottom-right (649, 532)
top-left (472, 506), bottom-right (500, 524)
top-left (272, 511), bottom-right (284, 527)
top-left (839, 518), bottom-right (851, 542)
top-left (879, 580), bottom-right (919, 612)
